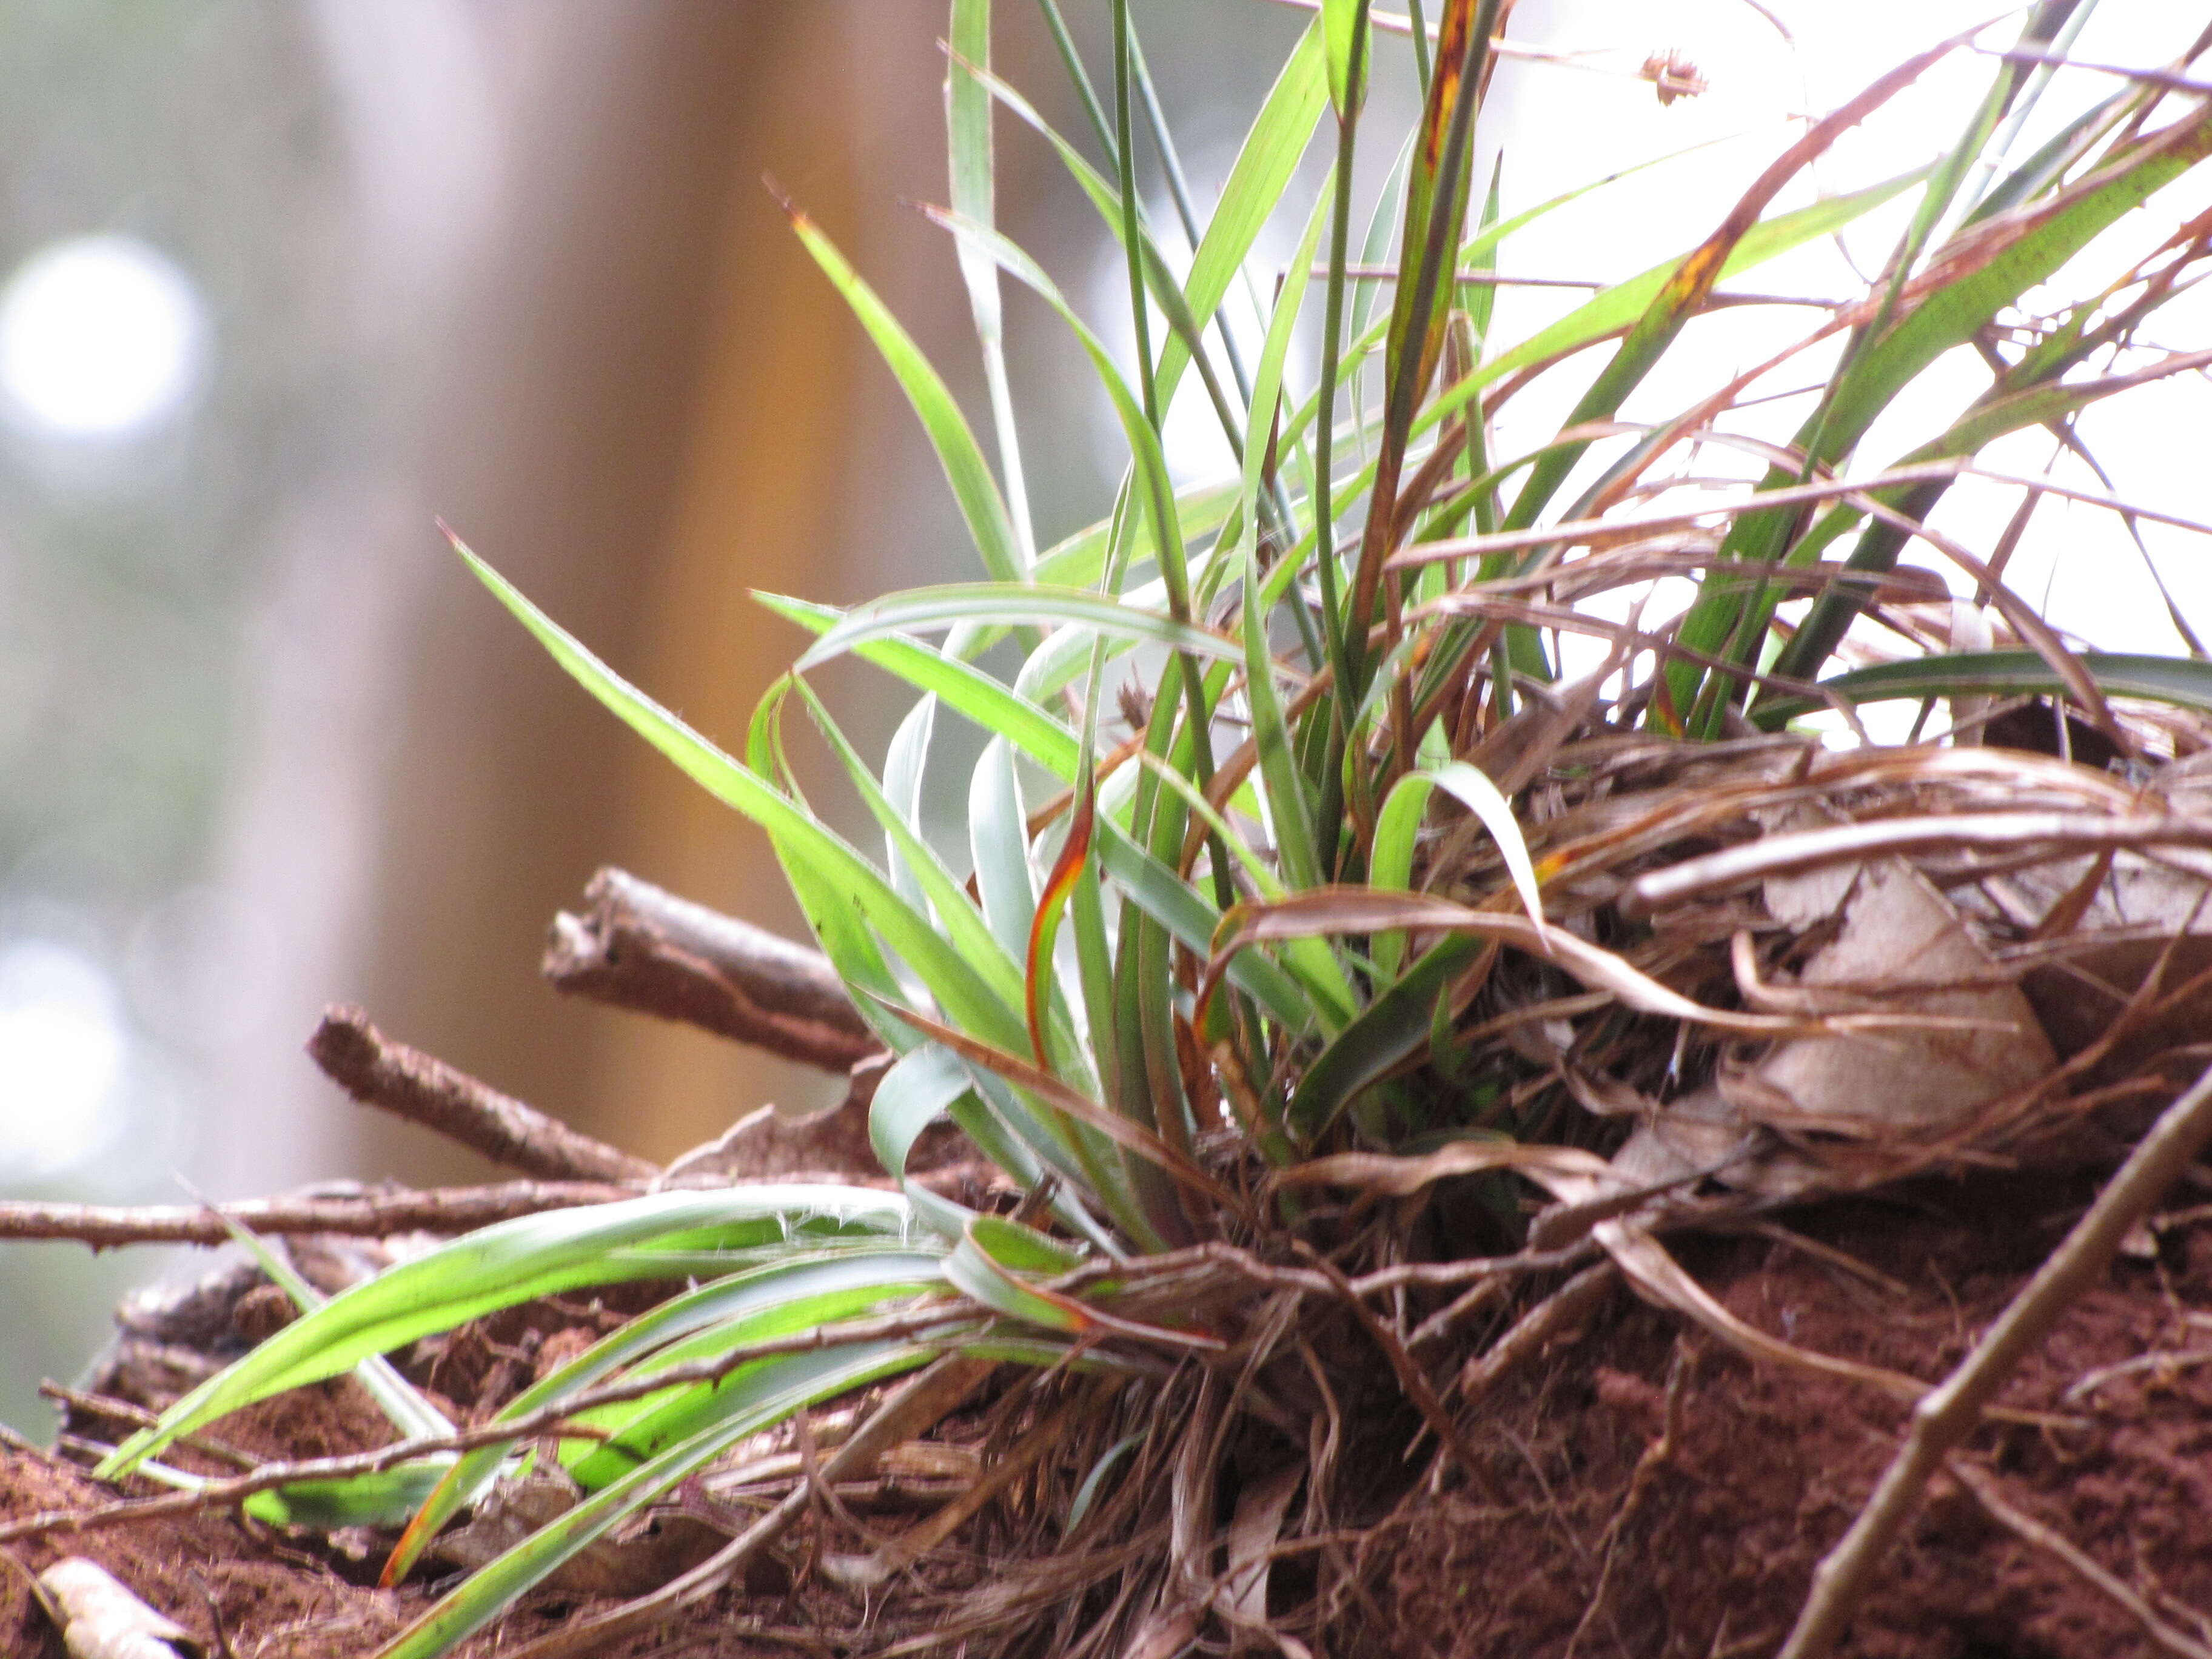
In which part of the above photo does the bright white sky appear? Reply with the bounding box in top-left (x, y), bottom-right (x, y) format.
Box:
top-left (1478, 0), bottom-right (2212, 697)
top-left (1130, 1), bottom-right (2211, 733)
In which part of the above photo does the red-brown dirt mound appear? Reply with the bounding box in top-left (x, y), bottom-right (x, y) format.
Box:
top-left (1378, 1171), bottom-right (2212, 1659)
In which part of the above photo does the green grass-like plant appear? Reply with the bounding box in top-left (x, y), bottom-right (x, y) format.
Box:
top-left (97, 4), bottom-right (2212, 1653)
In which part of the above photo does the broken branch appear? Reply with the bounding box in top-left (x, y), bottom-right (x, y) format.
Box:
top-left (309, 1005), bottom-right (656, 1183)
top-left (542, 866), bottom-right (883, 1071)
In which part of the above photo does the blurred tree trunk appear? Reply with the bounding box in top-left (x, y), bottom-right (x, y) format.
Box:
top-left (343, 2), bottom-right (985, 1178)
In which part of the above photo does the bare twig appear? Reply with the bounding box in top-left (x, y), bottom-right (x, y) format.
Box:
top-left (309, 1006), bottom-right (656, 1183)
top-left (1778, 1058), bottom-right (2212, 1659)
top-left (1948, 1458), bottom-right (2212, 1659)
top-left (1456, 1265), bottom-right (1618, 1409)
top-left (2063, 1346), bottom-right (2212, 1403)
top-left (0, 1181), bottom-right (637, 1249)
top-left (1980, 44), bottom-right (2212, 99)
top-left (543, 866), bottom-right (882, 1071)
top-left (37, 1384), bottom-right (260, 1472)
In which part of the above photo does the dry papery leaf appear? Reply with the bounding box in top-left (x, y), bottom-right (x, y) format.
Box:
top-left (1420, 734), bottom-right (2212, 1199)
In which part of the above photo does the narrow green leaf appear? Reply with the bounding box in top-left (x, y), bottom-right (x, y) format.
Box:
top-left (1424, 167), bottom-right (1933, 435)
top-left (749, 600), bottom-right (1310, 1031)
top-left (786, 209), bottom-right (1025, 583)
top-left (1241, 166), bottom-right (1333, 561)
top-left (1288, 936), bottom-right (1485, 1141)
top-left (1155, 17), bottom-right (1330, 408)
top-left (1498, 44), bottom-right (1957, 552)
top-left (946, 1238), bottom-right (1086, 1333)
top-left (1245, 552), bottom-right (1321, 894)
top-left (785, 686), bottom-right (1108, 1201)
top-left (1033, 480), bottom-right (1239, 591)
top-left (948, 0), bottom-right (1036, 568)
top-left (882, 692), bottom-right (938, 917)
top-left (757, 591), bottom-right (1081, 777)
top-left (209, 1212), bottom-right (457, 1449)
top-left (1769, 349), bottom-right (2212, 689)
top-left (796, 582), bottom-right (1247, 675)
top-left (102, 1187), bottom-right (913, 1476)
top-left (962, 52), bottom-right (1248, 461)
top-left (1369, 762), bottom-right (1541, 979)
top-left (564, 1273), bottom-right (948, 1489)
top-left (1677, 99), bottom-right (2212, 719)
top-left (385, 1250), bottom-right (943, 1581)
top-left (870, 1045), bottom-right (971, 1184)
top-left (249, 1464), bottom-right (455, 1532)
top-left (1323, 0), bottom-right (1372, 121)
top-left (452, 537), bottom-right (1027, 1051)
top-left (372, 1344), bottom-right (936, 1659)
top-left (970, 736), bottom-right (1037, 963)
top-left (790, 677), bottom-right (1030, 1042)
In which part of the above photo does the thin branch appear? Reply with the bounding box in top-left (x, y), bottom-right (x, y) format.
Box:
top-left (1779, 1057), bottom-right (2212, 1659)
top-left (1969, 458), bottom-right (2212, 540)
top-left (1322, 266), bottom-right (1606, 288)
top-left (1948, 1457), bottom-right (2212, 1659)
top-left (1321, 266), bottom-right (1842, 307)
top-left (309, 1006), bottom-right (656, 1184)
top-left (1454, 1264), bottom-right (1617, 1407)
top-left (0, 1181), bottom-right (638, 1249)
top-left (543, 867), bottom-right (882, 1072)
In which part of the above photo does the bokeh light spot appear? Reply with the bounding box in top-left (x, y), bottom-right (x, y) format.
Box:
top-left (0, 940), bottom-right (129, 1179)
top-left (0, 235), bottom-right (204, 439)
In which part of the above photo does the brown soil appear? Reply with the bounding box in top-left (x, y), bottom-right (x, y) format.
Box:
top-left (2, 1418), bottom-right (420, 1659)
top-left (1376, 1171), bottom-right (2212, 1659)
top-left (11, 1169), bottom-right (2211, 1656)
top-left (2, 1277), bottom-right (826, 1657)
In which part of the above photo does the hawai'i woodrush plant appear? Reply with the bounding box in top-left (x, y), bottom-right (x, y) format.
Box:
top-left (85, 2), bottom-right (2212, 1654)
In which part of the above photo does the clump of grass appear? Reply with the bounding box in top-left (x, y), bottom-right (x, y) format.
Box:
top-left (91, 3), bottom-right (2212, 1654)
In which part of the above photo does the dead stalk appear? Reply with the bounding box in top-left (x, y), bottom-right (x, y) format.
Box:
top-left (1779, 1057), bottom-right (2212, 1659)
top-left (1455, 1264), bottom-right (1617, 1408)
top-left (1628, 813), bottom-right (2212, 917)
